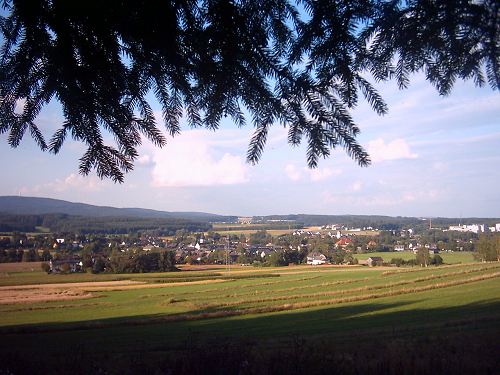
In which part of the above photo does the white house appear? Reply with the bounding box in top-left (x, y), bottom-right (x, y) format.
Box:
top-left (306, 253), bottom-right (327, 265)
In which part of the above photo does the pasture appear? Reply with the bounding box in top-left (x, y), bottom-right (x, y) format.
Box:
top-left (0, 262), bottom-right (499, 374)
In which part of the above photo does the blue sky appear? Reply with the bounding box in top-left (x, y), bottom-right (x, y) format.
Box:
top-left (1, 73), bottom-right (499, 217)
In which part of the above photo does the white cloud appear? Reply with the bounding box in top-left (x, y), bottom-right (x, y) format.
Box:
top-left (150, 130), bottom-right (248, 187)
top-left (14, 98), bottom-right (26, 114)
top-left (308, 167), bottom-right (341, 181)
top-left (432, 161), bottom-right (448, 172)
top-left (285, 163), bottom-right (342, 182)
top-left (351, 181), bottom-right (363, 192)
top-left (367, 138), bottom-right (418, 163)
top-left (20, 173), bottom-right (108, 195)
top-left (285, 164), bottom-right (302, 181)
top-left (137, 154), bottom-right (153, 166)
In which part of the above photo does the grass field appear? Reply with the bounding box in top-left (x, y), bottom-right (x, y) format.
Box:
top-left (211, 222), bottom-right (295, 237)
top-left (0, 262), bottom-right (498, 374)
top-left (209, 224), bottom-right (381, 237)
top-left (355, 251), bottom-right (476, 263)
top-left (209, 228), bottom-right (294, 236)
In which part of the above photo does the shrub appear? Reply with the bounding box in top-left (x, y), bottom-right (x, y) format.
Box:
top-left (406, 259), bottom-right (417, 266)
top-left (40, 262), bottom-right (51, 273)
top-left (60, 263), bottom-right (71, 274)
top-left (431, 254), bottom-right (444, 265)
top-left (390, 258), bottom-right (405, 267)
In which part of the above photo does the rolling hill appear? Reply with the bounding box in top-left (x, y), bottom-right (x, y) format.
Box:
top-left (0, 196), bottom-right (235, 222)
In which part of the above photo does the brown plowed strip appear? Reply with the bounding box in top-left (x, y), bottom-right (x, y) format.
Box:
top-left (0, 279), bottom-right (228, 304)
top-left (0, 288), bottom-right (93, 304)
top-left (80, 279), bottom-right (229, 291)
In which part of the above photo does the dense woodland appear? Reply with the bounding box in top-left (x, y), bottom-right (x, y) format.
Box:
top-left (0, 213), bottom-right (211, 234)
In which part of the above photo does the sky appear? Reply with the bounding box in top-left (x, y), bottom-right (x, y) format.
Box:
top-left (1, 73), bottom-right (499, 218)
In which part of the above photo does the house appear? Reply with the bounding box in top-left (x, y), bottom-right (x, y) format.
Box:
top-left (259, 248), bottom-right (274, 258)
top-left (307, 253), bottom-right (327, 265)
top-left (366, 256), bottom-right (383, 267)
top-left (394, 244), bottom-right (405, 252)
top-left (335, 237), bottom-right (353, 249)
top-left (49, 258), bottom-right (82, 273)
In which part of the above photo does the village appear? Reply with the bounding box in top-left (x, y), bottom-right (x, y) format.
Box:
top-left (2, 219), bottom-right (496, 273)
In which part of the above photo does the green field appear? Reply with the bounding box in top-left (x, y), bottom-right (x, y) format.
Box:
top-left (0, 262), bottom-right (499, 374)
top-left (211, 222), bottom-right (295, 237)
top-left (209, 224), bottom-right (381, 237)
top-left (209, 228), bottom-right (294, 237)
top-left (355, 251), bottom-right (476, 263)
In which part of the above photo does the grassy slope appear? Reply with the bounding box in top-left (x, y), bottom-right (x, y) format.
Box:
top-left (0, 263), bottom-right (498, 373)
top-left (1, 263), bottom-right (498, 328)
top-left (354, 251), bottom-right (476, 263)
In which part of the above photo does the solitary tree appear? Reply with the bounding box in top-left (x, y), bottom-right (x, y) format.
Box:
top-left (0, 1), bottom-right (498, 182)
top-left (475, 235), bottom-right (499, 262)
top-left (416, 247), bottom-right (430, 267)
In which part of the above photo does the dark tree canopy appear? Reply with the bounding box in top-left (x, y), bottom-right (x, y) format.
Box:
top-left (0, 0), bottom-right (498, 182)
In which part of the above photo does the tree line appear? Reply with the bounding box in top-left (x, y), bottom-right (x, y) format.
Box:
top-left (0, 213), bottom-right (211, 235)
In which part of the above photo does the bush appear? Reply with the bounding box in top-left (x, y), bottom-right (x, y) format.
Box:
top-left (431, 254), bottom-right (443, 265)
top-left (40, 262), bottom-right (51, 273)
top-left (390, 258), bottom-right (405, 267)
top-left (60, 263), bottom-right (71, 274)
top-left (92, 257), bottom-right (106, 273)
top-left (406, 259), bottom-right (417, 266)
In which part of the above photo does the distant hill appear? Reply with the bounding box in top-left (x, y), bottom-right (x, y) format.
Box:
top-left (0, 196), bottom-right (236, 223)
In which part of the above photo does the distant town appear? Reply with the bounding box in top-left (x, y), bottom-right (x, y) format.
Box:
top-left (2, 213), bottom-right (499, 273)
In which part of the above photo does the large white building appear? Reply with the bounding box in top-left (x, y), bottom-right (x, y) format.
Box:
top-left (448, 224), bottom-right (488, 234)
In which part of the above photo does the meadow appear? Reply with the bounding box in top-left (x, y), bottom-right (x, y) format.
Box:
top-left (209, 223), bottom-right (381, 237)
top-left (0, 260), bottom-right (498, 374)
top-left (354, 251), bottom-right (476, 263)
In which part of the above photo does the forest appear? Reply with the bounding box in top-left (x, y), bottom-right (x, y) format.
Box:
top-left (0, 213), bottom-right (211, 235)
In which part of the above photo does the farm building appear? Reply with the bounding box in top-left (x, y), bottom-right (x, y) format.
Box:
top-left (307, 253), bottom-right (327, 265)
top-left (366, 256), bottom-right (384, 267)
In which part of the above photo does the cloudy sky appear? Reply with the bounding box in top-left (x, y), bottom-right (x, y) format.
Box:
top-left (1, 73), bottom-right (499, 217)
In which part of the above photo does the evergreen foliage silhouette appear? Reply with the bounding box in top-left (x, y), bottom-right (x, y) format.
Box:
top-left (1, 0), bottom-right (498, 182)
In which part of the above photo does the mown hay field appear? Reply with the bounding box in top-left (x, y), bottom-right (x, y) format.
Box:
top-left (0, 262), bottom-right (499, 374)
top-left (355, 251), bottom-right (476, 263)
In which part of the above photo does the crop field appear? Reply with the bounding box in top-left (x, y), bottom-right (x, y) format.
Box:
top-left (209, 228), bottom-right (294, 237)
top-left (209, 224), bottom-right (381, 237)
top-left (211, 222), bottom-right (299, 237)
top-left (0, 262), bottom-right (499, 374)
top-left (304, 227), bottom-right (381, 236)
